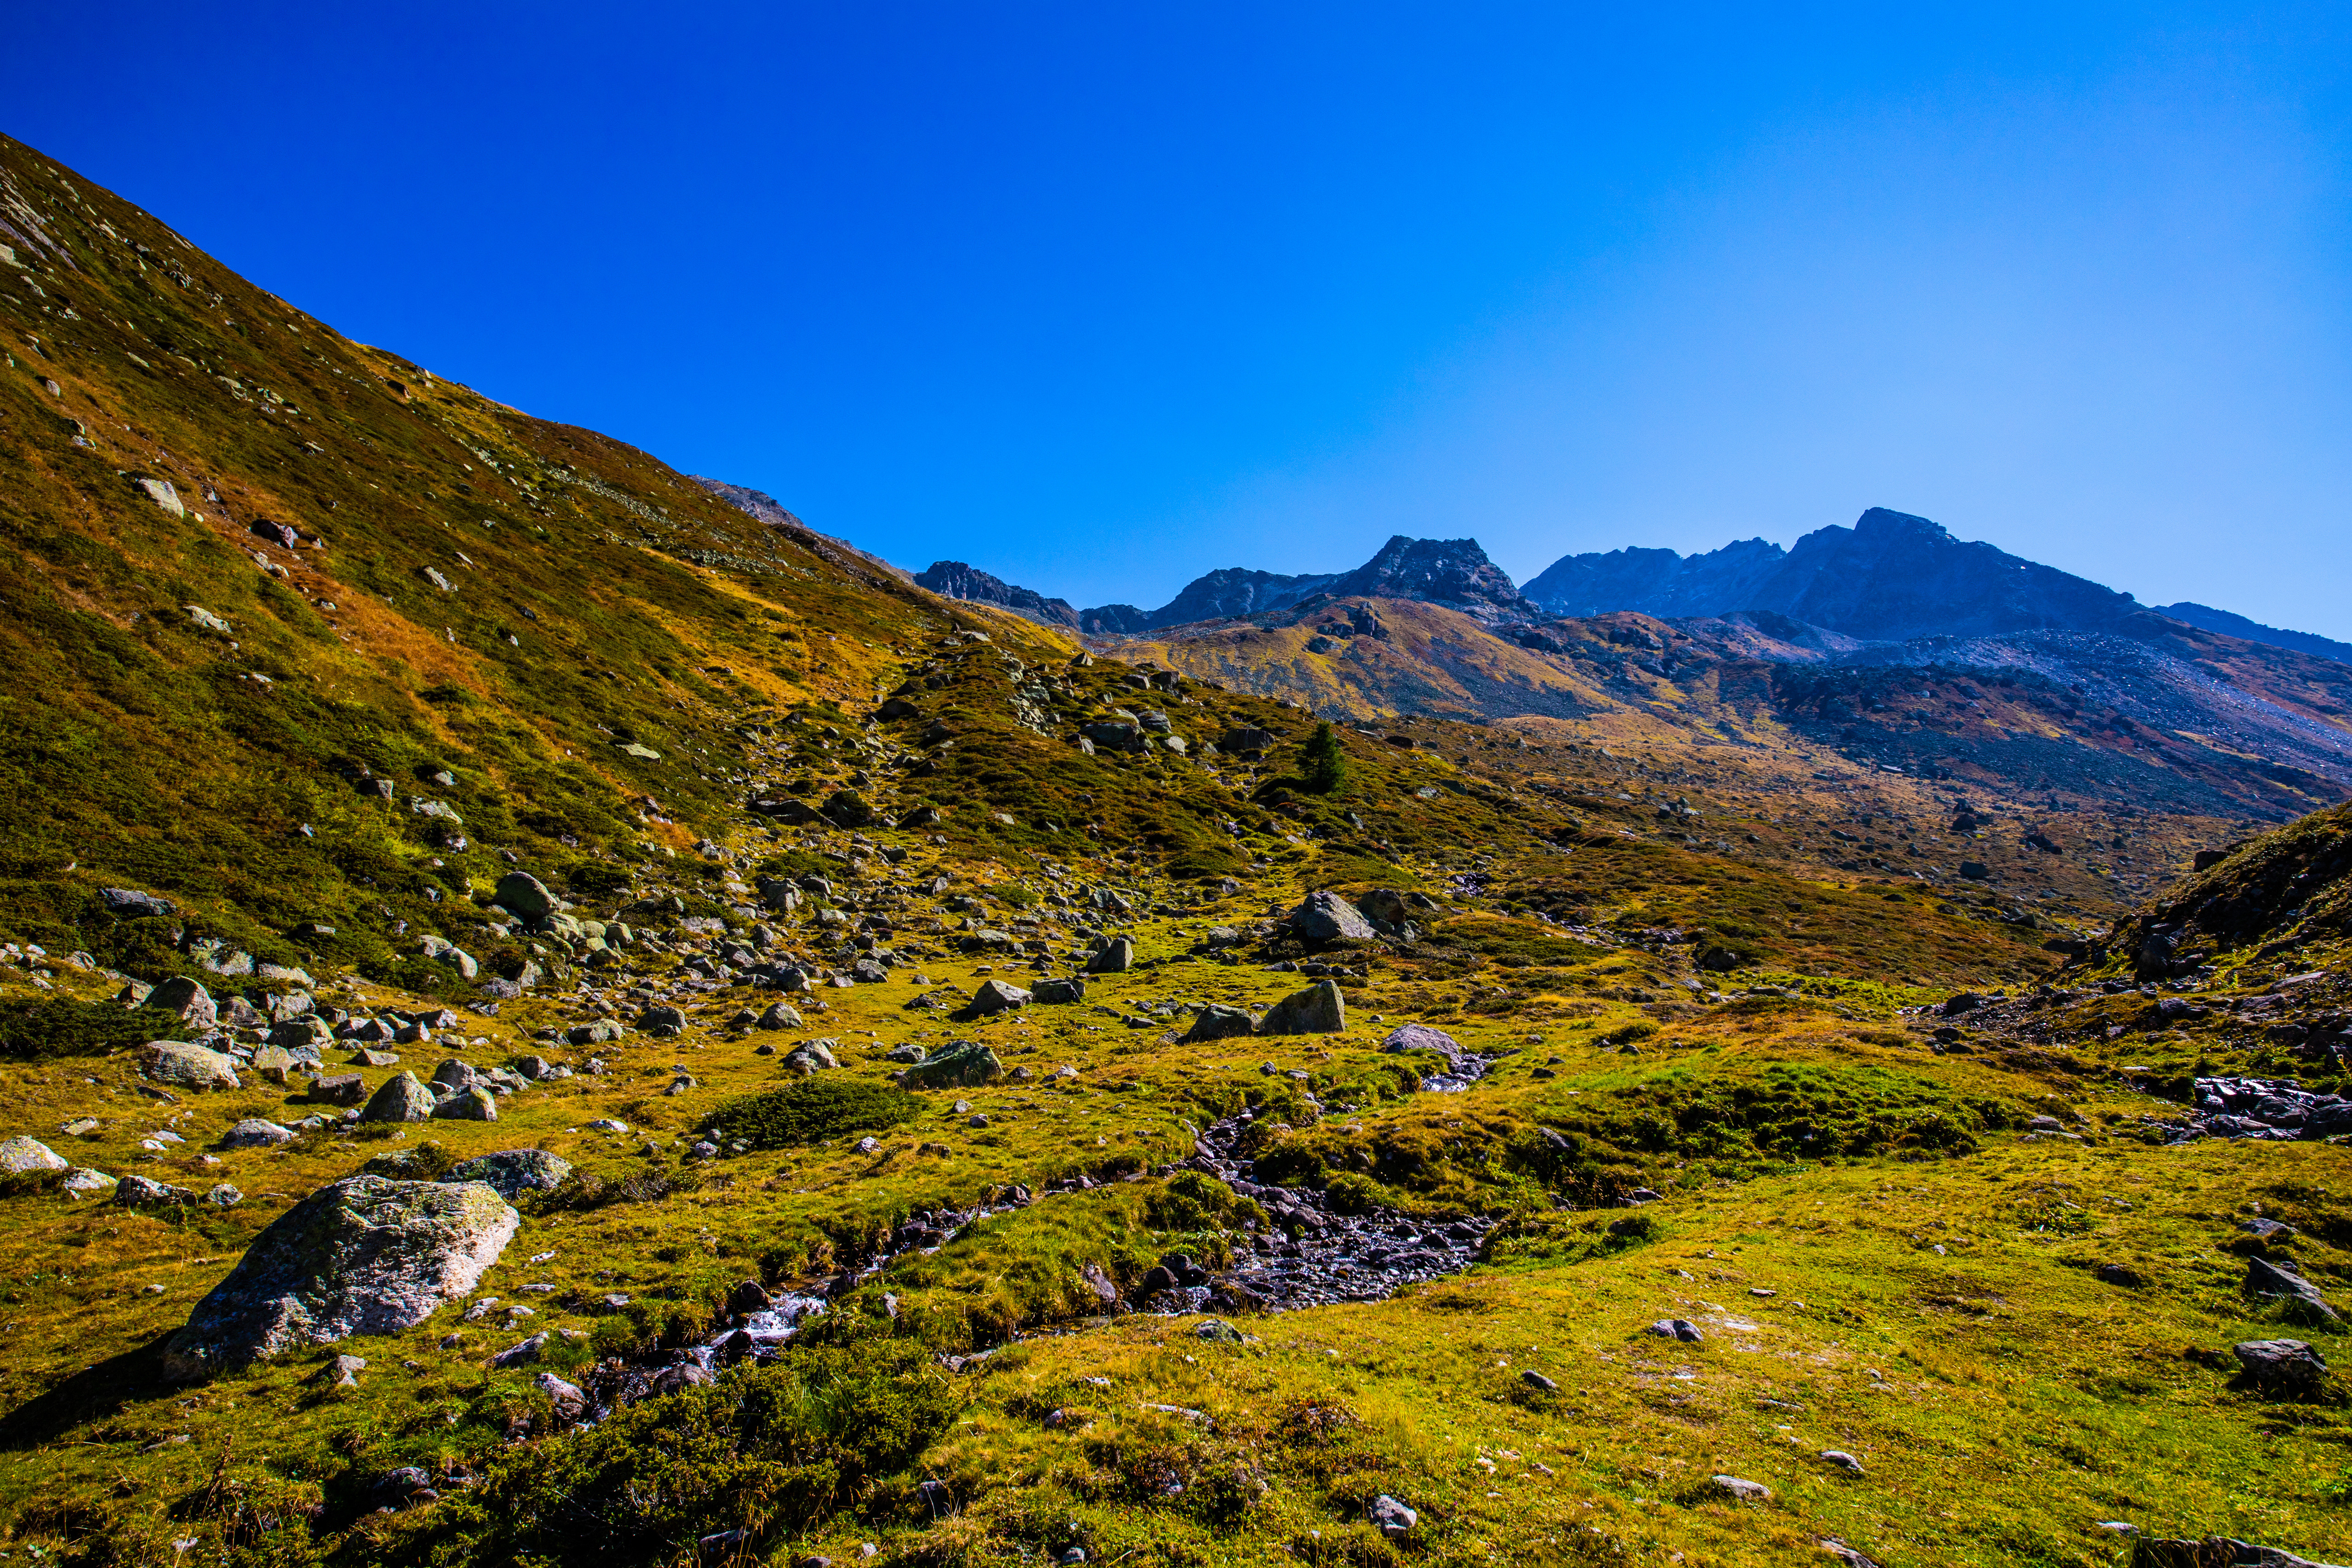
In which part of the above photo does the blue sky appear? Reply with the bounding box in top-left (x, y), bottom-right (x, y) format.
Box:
top-left (16, 3), bottom-right (2352, 634)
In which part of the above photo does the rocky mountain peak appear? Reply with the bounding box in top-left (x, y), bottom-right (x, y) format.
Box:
top-left (912, 561), bottom-right (1079, 629)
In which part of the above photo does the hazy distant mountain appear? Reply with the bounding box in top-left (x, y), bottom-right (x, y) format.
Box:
top-left (1523, 508), bottom-right (2141, 641)
top-left (2156, 602), bottom-right (2352, 668)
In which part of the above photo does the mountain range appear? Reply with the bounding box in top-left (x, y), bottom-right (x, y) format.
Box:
top-left (913, 505), bottom-right (2346, 673)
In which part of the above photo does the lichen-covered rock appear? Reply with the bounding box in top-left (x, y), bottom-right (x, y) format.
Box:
top-left (140, 1041), bottom-right (242, 1091)
top-left (444, 1149), bottom-right (572, 1200)
top-left (431, 1087), bottom-right (498, 1121)
top-left (1083, 938), bottom-right (1134, 974)
top-left (161, 1175), bottom-right (519, 1381)
top-left (0, 1136), bottom-right (68, 1173)
top-left (143, 976), bottom-right (218, 1029)
top-left (359, 1071), bottom-right (435, 1123)
top-left (1259, 980), bottom-right (1346, 1036)
top-left (970, 979), bottom-right (1030, 1016)
top-left (492, 871), bottom-right (555, 923)
top-left (1289, 890), bottom-right (1374, 948)
top-left (220, 1118), bottom-right (296, 1149)
top-left (1381, 1022), bottom-right (1470, 1072)
top-left (114, 1174), bottom-right (199, 1210)
top-left (902, 1041), bottom-right (1003, 1089)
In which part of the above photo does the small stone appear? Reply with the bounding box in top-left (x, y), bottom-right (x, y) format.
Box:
top-left (536, 1371), bottom-right (590, 1424)
top-left (2234, 1338), bottom-right (2328, 1393)
top-left (1369, 1494), bottom-right (1417, 1539)
top-left (204, 1183), bottom-right (243, 1208)
top-left (113, 1174), bottom-right (198, 1210)
top-left (488, 1332), bottom-right (548, 1369)
top-left (317, 1353), bottom-right (366, 1387)
top-left (1258, 979), bottom-right (1345, 1036)
top-left (1520, 1370), bottom-right (1558, 1392)
top-left (359, 1071), bottom-right (436, 1124)
top-left (1646, 1319), bottom-right (1703, 1342)
top-left (1820, 1449), bottom-right (1863, 1474)
top-left (1710, 1475), bottom-right (1771, 1502)
top-left (1193, 1318), bottom-right (1244, 1344)
top-left (970, 979), bottom-right (1031, 1016)
top-left (140, 1040), bottom-right (241, 1092)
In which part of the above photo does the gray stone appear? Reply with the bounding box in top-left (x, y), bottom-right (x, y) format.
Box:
top-left (1709, 1476), bottom-right (1771, 1502)
top-left (565, 1019), bottom-right (627, 1047)
top-left (430, 1059), bottom-right (479, 1094)
top-left (782, 1040), bottom-right (839, 1076)
top-left (359, 1072), bottom-right (436, 1124)
top-left (1646, 1318), bottom-right (1704, 1342)
top-left (537, 1370), bottom-right (590, 1424)
top-left (639, 1005), bottom-right (688, 1037)
top-left (513, 1056), bottom-right (555, 1080)
top-left (1381, 1022), bottom-right (1470, 1071)
top-left (0, 1136), bottom-right (67, 1174)
top-left (903, 1042), bottom-right (1003, 1089)
top-left (1289, 890), bottom-right (1374, 948)
top-left (2235, 1338), bottom-right (2329, 1393)
top-left (267, 1014), bottom-right (335, 1050)
top-left (1520, 1370), bottom-right (1558, 1392)
top-left (1259, 980), bottom-right (1345, 1036)
top-left (489, 1332), bottom-right (548, 1369)
top-left (310, 1072), bottom-right (368, 1106)
top-left (141, 1040), bottom-right (241, 1091)
top-left (1355, 889), bottom-right (1416, 930)
top-left (1820, 1449), bottom-right (1864, 1474)
top-left (445, 1149), bottom-right (572, 1200)
top-left (971, 979), bottom-right (1031, 1016)
top-left (758, 1002), bottom-right (805, 1031)
top-left (1084, 938), bottom-right (1134, 974)
top-left (162, 1175), bottom-right (518, 1381)
top-left (431, 1087), bottom-right (498, 1121)
top-left (1182, 1004), bottom-right (1256, 1043)
top-left (420, 936), bottom-right (478, 980)
top-left (319, 1353), bottom-right (366, 1387)
top-left (114, 1174), bottom-right (198, 1210)
top-left (220, 1119), bottom-right (296, 1149)
top-left (1369, 1495), bottom-right (1416, 1539)
top-left (143, 976), bottom-right (219, 1029)
top-left (205, 1183), bottom-right (243, 1208)
top-left (100, 887), bottom-right (175, 919)
top-left (1034, 977), bottom-right (1086, 1004)
top-left (2247, 1257), bottom-right (2338, 1323)
top-left (885, 1043), bottom-right (927, 1064)
top-left (1193, 1318), bottom-right (1244, 1344)
top-left (62, 1167), bottom-right (118, 1197)
top-left (493, 872), bottom-right (556, 923)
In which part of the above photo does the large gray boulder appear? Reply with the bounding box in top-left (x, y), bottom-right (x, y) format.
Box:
top-left (141, 1040), bottom-right (242, 1091)
top-left (970, 979), bottom-right (1030, 1016)
top-left (0, 1136), bottom-right (68, 1173)
top-left (2235, 1337), bottom-right (2328, 1393)
top-left (1182, 1004), bottom-right (1256, 1043)
top-left (143, 976), bottom-right (218, 1029)
top-left (1259, 980), bottom-right (1346, 1036)
top-left (445, 1149), bottom-right (572, 1200)
top-left (1084, 937), bottom-right (1134, 974)
top-left (431, 1088), bottom-right (498, 1121)
top-left (359, 1071), bottom-right (436, 1123)
top-left (219, 1119), bottom-right (296, 1149)
top-left (162, 1175), bottom-right (518, 1381)
top-left (492, 871), bottom-right (556, 923)
top-left (1289, 891), bottom-right (1374, 948)
top-left (2247, 1257), bottom-right (2339, 1324)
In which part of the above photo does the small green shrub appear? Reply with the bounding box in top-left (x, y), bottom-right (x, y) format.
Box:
top-left (0, 997), bottom-right (174, 1062)
top-left (707, 1077), bottom-right (922, 1150)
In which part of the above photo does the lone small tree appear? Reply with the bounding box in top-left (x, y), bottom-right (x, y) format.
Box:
top-left (1300, 721), bottom-right (1349, 795)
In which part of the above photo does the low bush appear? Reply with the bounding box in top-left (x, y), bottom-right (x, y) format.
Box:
top-left (707, 1076), bottom-right (922, 1150)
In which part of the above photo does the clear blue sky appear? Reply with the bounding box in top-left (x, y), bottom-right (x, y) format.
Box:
top-left (16, 2), bottom-right (2352, 634)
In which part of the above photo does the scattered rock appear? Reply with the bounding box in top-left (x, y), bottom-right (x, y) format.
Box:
top-left (1520, 1369), bottom-right (1559, 1392)
top-left (143, 976), bottom-right (219, 1030)
top-left (1820, 1449), bottom-right (1864, 1474)
top-left (537, 1371), bottom-right (590, 1424)
top-left (114, 1174), bottom-right (198, 1210)
top-left (638, 1005), bottom-right (687, 1037)
top-left (1646, 1318), bottom-right (1704, 1342)
top-left (1369, 1494), bottom-right (1417, 1539)
top-left (1290, 890), bottom-right (1375, 948)
top-left (758, 1002), bottom-right (805, 1031)
top-left (163, 1176), bottom-right (520, 1381)
top-left (359, 1072), bottom-right (436, 1124)
top-left (317, 1353), bottom-right (366, 1388)
top-left (903, 1042), bottom-right (1003, 1089)
top-left (1193, 1318), bottom-right (1244, 1344)
top-left (1182, 1004), bottom-right (1256, 1043)
top-left (2234, 1338), bottom-right (2329, 1393)
top-left (1033, 977), bottom-right (1086, 1005)
top-left (970, 979), bottom-right (1031, 1016)
top-left (2246, 1257), bottom-right (2338, 1324)
top-left (1381, 1022), bottom-right (1472, 1074)
top-left (1709, 1476), bottom-right (1771, 1503)
top-left (1258, 980), bottom-right (1345, 1036)
top-left (492, 872), bottom-right (556, 923)
top-left (445, 1149), bottom-right (573, 1200)
top-left (432, 1087), bottom-right (498, 1122)
top-left (489, 1333), bottom-right (548, 1369)
top-left (2095, 1262), bottom-right (2146, 1289)
top-left (140, 1040), bottom-right (241, 1092)
top-left (1084, 938), bottom-right (1134, 975)
top-left (219, 1119), bottom-right (296, 1150)
top-left (310, 1072), bottom-right (368, 1106)
top-left (0, 1136), bottom-right (68, 1174)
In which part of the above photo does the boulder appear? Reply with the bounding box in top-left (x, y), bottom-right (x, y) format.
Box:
top-left (971, 979), bottom-right (1031, 1016)
top-left (492, 872), bottom-right (555, 923)
top-left (1646, 1318), bottom-right (1704, 1342)
top-left (2235, 1338), bottom-right (2329, 1393)
top-left (565, 1020), bottom-right (627, 1047)
top-left (219, 1119), bottom-right (296, 1149)
top-left (430, 1060), bottom-right (479, 1094)
top-left (419, 936), bottom-right (479, 981)
top-left (1182, 1004), bottom-right (1256, 1043)
top-left (266, 1014), bottom-right (335, 1050)
top-left (1381, 1022), bottom-right (1470, 1072)
top-left (0, 1136), bottom-right (68, 1174)
top-left (445, 1149), bottom-right (572, 1200)
top-left (1033, 977), bottom-right (1086, 1004)
top-left (206, 1183), bottom-right (243, 1208)
top-left (162, 1175), bottom-right (518, 1381)
top-left (1084, 938), bottom-right (1134, 974)
top-left (141, 1040), bottom-right (242, 1091)
top-left (1259, 980), bottom-right (1346, 1036)
top-left (114, 1174), bottom-right (198, 1210)
top-left (431, 1088), bottom-right (498, 1121)
top-left (885, 1043), bottom-right (928, 1064)
top-left (757, 1002), bottom-right (805, 1031)
top-left (782, 1040), bottom-right (839, 1076)
top-left (903, 1042), bottom-right (1004, 1090)
top-left (1709, 1476), bottom-right (1771, 1503)
top-left (1289, 891), bottom-right (1374, 948)
top-left (310, 1072), bottom-right (368, 1106)
top-left (1356, 889), bottom-right (1416, 930)
top-left (100, 887), bottom-right (175, 919)
top-left (1370, 1496), bottom-right (1417, 1540)
top-left (143, 976), bottom-right (219, 1029)
top-left (2247, 1257), bottom-right (2338, 1324)
top-left (63, 1167), bottom-right (118, 1198)
top-left (359, 1072), bottom-right (436, 1124)
top-left (639, 1005), bottom-right (688, 1037)
top-left (537, 1371), bottom-right (590, 1425)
